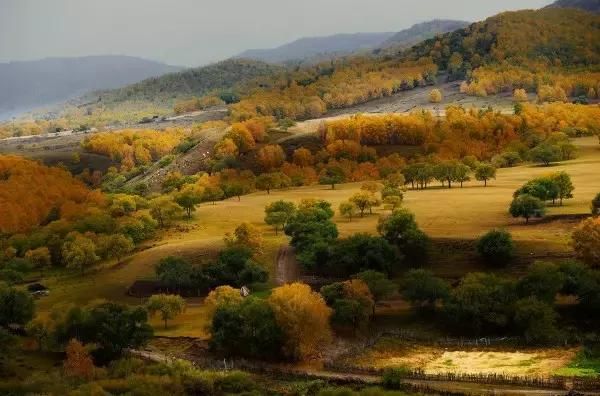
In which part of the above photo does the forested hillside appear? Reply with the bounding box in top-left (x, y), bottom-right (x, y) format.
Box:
top-left (91, 59), bottom-right (283, 105)
top-left (380, 20), bottom-right (470, 52)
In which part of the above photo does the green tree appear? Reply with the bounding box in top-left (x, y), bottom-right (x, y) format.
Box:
top-left (0, 284), bottom-right (35, 326)
top-left (354, 270), bottom-right (397, 316)
top-left (514, 297), bottom-right (559, 344)
top-left (175, 186), bottom-right (203, 218)
top-left (377, 209), bottom-right (429, 263)
top-left (319, 166), bottom-right (345, 190)
top-left (202, 185), bottom-right (225, 205)
top-left (477, 229), bottom-right (514, 266)
top-left (517, 261), bottom-right (564, 303)
top-left (401, 269), bottom-right (449, 309)
top-left (104, 234), bottom-right (134, 262)
top-left (529, 143), bottom-right (562, 166)
top-left (475, 164), bottom-right (496, 187)
top-left (146, 294), bottom-right (186, 329)
top-left (444, 273), bottom-right (516, 335)
top-left (550, 172), bottom-right (574, 206)
top-left (256, 172), bottom-right (290, 194)
top-left (339, 201), bottom-right (357, 222)
top-left (592, 192), bottom-right (600, 216)
top-left (155, 256), bottom-right (193, 292)
top-left (211, 297), bottom-right (283, 359)
top-left (264, 200), bottom-right (296, 235)
top-left (509, 194), bottom-right (546, 223)
top-left (62, 235), bottom-right (99, 274)
top-left (149, 196), bottom-right (183, 227)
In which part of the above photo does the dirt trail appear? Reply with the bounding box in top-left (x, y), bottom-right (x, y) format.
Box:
top-left (275, 245), bottom-right (300, 285)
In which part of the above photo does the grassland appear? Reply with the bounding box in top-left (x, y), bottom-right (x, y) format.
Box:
top-left (33, 137), bottom-right (600, 341)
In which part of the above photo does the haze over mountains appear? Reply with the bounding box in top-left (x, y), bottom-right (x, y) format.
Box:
top-left (1, 0), bottom-right (596, 121)
top-left (236, 20), bottom-right (469, 64)
top-left (237, 32), bottom-right (396, 64)
top-left (0, 56), bottom-right (181, 120)
top-left (546, 0), bottom-right (600, 12)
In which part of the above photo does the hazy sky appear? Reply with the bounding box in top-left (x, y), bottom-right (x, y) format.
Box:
top-left (1, 0), bottom-right (552, 67)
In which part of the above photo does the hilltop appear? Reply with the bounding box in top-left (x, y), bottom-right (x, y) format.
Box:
top-left (546, 0), bottom-right (600, 13)
top-left (0, 55), bottom-right (181, 120)
top-left (380, 19), bottom-right (470, 51)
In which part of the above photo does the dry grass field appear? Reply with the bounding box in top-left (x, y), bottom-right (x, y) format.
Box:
top-left (34, 137), bottom-right (600, 339)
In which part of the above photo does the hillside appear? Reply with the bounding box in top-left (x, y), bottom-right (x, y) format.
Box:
top-left (402, 8), bottom-right (600, 71)
top-left (546, 0), bottom-right (600, 12)
top-left (0, 55), bottom-right (181, 120)
top-left (380, 20), bottom-right (470, 51)
top-left (90, 58), bottom-right (283, 106)
top-left (236, 32), bottom-right (395, 64)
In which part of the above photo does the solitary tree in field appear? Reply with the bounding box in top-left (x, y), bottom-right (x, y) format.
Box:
top-left (477, 229), bottom-right (514, 266)
top-left (350, 191), bottom-right (374, 217)
top-left (339, 201), bottom-right (357, 222)
top-left (429, 89), bottom-right (443, 103)
top-left (175, 185), bottom-right (203, 218)
top-left (146, 294), bottom-right (186, 329)
top-left (509, 194), bottom-right (546, 224)
top-left (475, 164), bottom-right (496, 187)
top-left (319, 166), bottom-right (345, 189)
top-left (383, 195), bottom-right (403, 212)
top-left (529, 143), bottom-right (562, 166)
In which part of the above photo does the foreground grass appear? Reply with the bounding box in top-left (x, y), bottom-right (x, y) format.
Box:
top-left (555, 352), bottom-right (600, 377)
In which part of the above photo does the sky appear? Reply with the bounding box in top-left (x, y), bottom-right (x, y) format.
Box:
top-left (0, 0), bottom-right (552, 67)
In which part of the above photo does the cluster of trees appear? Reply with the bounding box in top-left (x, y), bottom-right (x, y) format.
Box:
top-left (509, 172), bottom-right (574, 223)
top-left (400, 260), bottom-right (600, 343)
top-left (0, 287), bottom-right (153, 367)
top-left (229, 59), bottom-right (437, 121)
top-left (173, 95), bottom-right (225, 114)
top-left (320, 272), bottom-right (395, 333)
top-left (153, 223), bottom-right (268, 295)
top-left (208, 283), bottom-right (332, 361)
top-left (1, 189), bottom-right (157, 283)
top-left (402, 160), bottom-right (494, 189)
top-left (0, 156), bottom-right (105, 234)
top-left (275, 198), bottom-right (429, 276)
top-left (460, 65), bottom-right (600, 101)
top-left (82, 128), bottom-right (185, 170)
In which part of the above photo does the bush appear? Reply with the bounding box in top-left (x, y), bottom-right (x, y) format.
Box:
top-left (477, 229), bottom-right (514, 266)
top-left (382, 366), bottom-right (410, 390)
top-left (592, 192), bottom-right (600, 216)
top-left (215, 371), bottom-right (256, 393)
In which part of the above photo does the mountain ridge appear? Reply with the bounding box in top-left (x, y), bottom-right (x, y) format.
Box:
top-left (0, 55), bottom-right (182, 120)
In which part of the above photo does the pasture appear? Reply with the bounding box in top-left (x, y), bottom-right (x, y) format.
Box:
top-left (34, 137), bottom-right (600, 340)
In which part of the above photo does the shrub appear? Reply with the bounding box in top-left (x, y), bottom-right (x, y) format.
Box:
top-left (592, 193), bottom-right (600, 216)
top-left (382, 366), bottom-right (411, 389)
top-left (477, 229), bottom-right (514, 266)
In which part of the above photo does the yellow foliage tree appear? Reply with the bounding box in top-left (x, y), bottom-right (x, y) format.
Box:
top-left (268, 283), bottom-right (332, 360)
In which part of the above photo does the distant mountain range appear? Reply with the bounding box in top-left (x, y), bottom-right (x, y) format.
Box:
top-left (0, 55), bottom-right (181, 120)
top-left (237, 32), bottom-right (396, 64)
top-left (380, 20), bottom-right (470, 51)
top-left (236, 20), bottom-right (470, 65)
top-left (546, 0), bottom-right (600, 12)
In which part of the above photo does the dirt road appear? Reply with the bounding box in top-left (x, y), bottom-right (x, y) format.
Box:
top-left (275, 245), bottom-right (300, 285)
